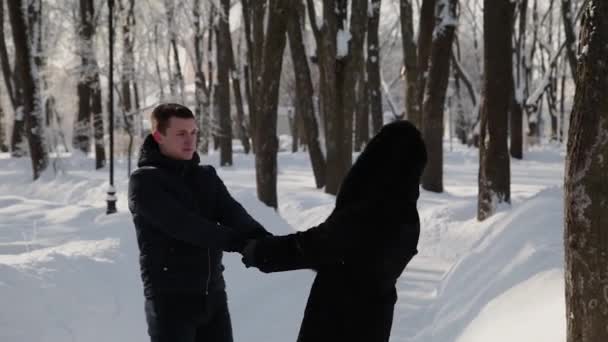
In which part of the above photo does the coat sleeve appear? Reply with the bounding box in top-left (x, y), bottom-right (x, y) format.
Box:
top-left (209, 166), bottom-right (272, 239)
top-left (253, 199), bottom-right (394, 273)
top-left (128, 169), bottom-right (237, 250)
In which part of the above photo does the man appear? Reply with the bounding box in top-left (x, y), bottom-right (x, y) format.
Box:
top-left (128, 103), bottom-right (270, 342)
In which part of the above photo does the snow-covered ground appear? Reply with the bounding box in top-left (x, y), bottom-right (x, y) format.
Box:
top-left (0, 141), bottom-right (566, 341)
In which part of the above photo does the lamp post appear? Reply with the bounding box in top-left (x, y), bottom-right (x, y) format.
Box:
top-left (106, 0), bottom-right (117, 214)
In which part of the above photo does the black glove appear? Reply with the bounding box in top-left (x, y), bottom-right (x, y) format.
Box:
top-left (241, 239), bottom-right (258, 268)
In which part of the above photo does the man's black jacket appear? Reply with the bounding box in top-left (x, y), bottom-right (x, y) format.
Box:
top-left (128, 135), bottom-right (269, 298)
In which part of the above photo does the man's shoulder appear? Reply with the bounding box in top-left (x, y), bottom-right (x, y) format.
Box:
top-left (129, 165), bottom-right (167, 183)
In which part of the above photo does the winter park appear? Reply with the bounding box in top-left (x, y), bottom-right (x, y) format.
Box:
top-left (1, 0), bottom-right (607, 341)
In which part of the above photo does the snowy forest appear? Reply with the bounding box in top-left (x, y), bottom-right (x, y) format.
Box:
top-left (1, 0), bottom-right (607, 341)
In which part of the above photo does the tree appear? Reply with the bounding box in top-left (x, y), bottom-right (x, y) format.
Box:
top-left (415, 0), bottom-right (438, 131)
top-left (511, 0), bottom-right (528, 160)
top-left (401, 0), bottom-right (420, 130)
top-left (0, 101), bottom-right (7, 152)
top-left (307, 0), bottom-right (367, 195)
top-left (286, 1), bottom-right (326, 188)
top-left (7, 0), bottom-right (48, 179)
top-left (255, 0), bottom-right (290, 208)
top-left (561, 0), bottom-right (577, 78)
top-left (368, 0), bottom-right (382, 135)
top-left (192, 0), bottom-right (211, 154)
top-left (216, 0), bottom-right (233, 166)
top-left (564, 2), bottom-right (608, 340)
top-left (477, 0), bottom-right (514, 221)
top-left (420, 0), bottom-right (458, 193)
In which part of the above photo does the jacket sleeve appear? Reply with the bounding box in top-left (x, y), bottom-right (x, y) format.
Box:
top-left (253, 199), bottom-right (393, 273)
top-left (128, 169), bottom-right (237, 250)
top-left (210, 166), bottom-right (272, 239)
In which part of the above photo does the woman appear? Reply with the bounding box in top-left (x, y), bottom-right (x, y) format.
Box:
top-left (242, 120), bottom-right (427, 342)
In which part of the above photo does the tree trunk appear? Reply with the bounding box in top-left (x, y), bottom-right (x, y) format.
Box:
top-left (421, 0), bottom-right (458, 193)
top-left (255, 0), bottom-right (290, 208)
top-left (92, 70), bottom-right (105, 169)
top-left (565, 4), bottom-right (608, 341)
top-left (217, 0), bottom-right (233, 166)
top-left (7, 0), bottom-right (48, 179)
top-left (478, 0), bottom-right (514, 221)
top-left (73, 0), bottom-right (95, 154)
top-left (287, 1), bottom-right (326, 188)
top-left (354, 78), bottom-right (369, 152)
top-left (193, 0), bottom-right (210, 154)
top-left (228, 31), bottom-right (250, 154)
top-left (511, 0), bottom-right (528, 159)
top-left (368, 0), bottom-right (383, 135)
top-left (0, 0), bottom-right (16, 109)
top-left (400, 0), bottom-right (420, 130)
top-left (0, 102), bottom-right (7, 152)
top-left (416, 0), bottom-right (437, 132)
top-left (561, 0), bottom-right (578, 79)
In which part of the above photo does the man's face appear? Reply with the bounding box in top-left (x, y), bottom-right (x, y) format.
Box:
top-left (154, 117), bottom-right (198, 160)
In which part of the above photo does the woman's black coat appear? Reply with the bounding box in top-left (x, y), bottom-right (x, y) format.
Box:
top-left (249, 121), bottom-right (427, 342)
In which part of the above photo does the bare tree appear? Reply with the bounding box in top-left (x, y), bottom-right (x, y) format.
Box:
top-left (561, 0), bottom-right (577, 78)
top-left (192, 0), bottom-right (211, 154)
top-left (420, 0), bottom-right (458, 193)
top-left (511, 0), bottom-right (528, 159)
top-left (287, 0), bottom-right (326, 188)
top-left (307, 0), bottom-right (367, 195)
top-left (478, 0), bottom-right (515, 221)
top-left (7, 0), bottom-right (48, 179)
top-left (415, 0), bottom-right (437, 131)
top-left (565, 3), bottom-right (608, 341)
top-left (255, 0), bottom-right (290, 208)
top-left (216, 0), bottom-right (233, 166)
top-left (368, 0), bottom-right (382, 135)
top-left (401, 0), bottom-right (420, 129)
top-left (0, 101), bottom-right (7, 152)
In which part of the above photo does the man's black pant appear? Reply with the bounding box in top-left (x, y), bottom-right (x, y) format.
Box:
top-left (145, 290), bottom-right (233, 342)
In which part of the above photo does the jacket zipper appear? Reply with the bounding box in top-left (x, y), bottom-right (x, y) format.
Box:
top-left (205, 248), bottom-right (211, 295)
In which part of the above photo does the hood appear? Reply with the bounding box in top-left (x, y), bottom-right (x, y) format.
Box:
top-left (335, 120), bottom-right (427, 209)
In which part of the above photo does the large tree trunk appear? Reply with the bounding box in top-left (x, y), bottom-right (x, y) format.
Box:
top-left (287, 1), bottom-right (326, 188)
top-left (91, 69), bottom-right (105, 169)
top-left (420, 0), bottom-right (458, 193)
top-left (217, 0), bottom-right (233, 166)
top-left (354, 77), bottom-right (369, 152)
top-left (7, 0), bottom-right (48, 179)
top-left (565, 3), bottom-right (608, 341)
top-left (416, 0), bottom-right (437, 132)
top-left (477, 0), bottom-right (514, 221)
top-left (192, 0), bottom-right (210, 155)
top-left (255, 0), bottom-right (290, 208)
top-left (400, 0), bottom-right (420, 129)
top-left (311, 0), bottom-right (367, 195)
top-left (368, 0), bottom-right (382, 135)
top-left (73, 0), bottom-right (95, 154)
top-left (243, 0), bottom-right (266, 153)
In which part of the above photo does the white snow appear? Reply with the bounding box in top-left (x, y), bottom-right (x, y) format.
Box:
top-left (0, 141), bottom-right (567, 341)
top-left (336, 29), bottom-right (352, 59)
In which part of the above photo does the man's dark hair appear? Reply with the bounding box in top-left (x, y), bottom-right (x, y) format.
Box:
top-left (150, 103), bottom-right (195, 134)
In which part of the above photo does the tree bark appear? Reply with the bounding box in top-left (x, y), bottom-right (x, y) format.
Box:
top-left (416, 0), bottom-right (437, 132)
top-left (561, 0), bottom-right (578, 79)
top-left (7, 0), bottom-right (48, 179)
top-left (368, 0), bottom-right (383, 135)
top-left (255, 0), bottom-right (290, 208)
top-left (0, 101), bottom-right (7, 152)
top-left (217, 0), bottom-right (233, 166)
top-left (511, 0), bottom-right (527, 159)
top-left (400, 0), bottom-right (420, 129)
top-left (193, 0), bottom-right (210, 154)
top-left (287, 1), bottom-right (326, 188)
top-left (421, 0), bottom-right (458, 193)
top-left (565, 4), bottom-right (608, 341)
top-left (73, 0), bottom-right (95, 154)
top-left (478, 0), bottom-right (514, 221)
